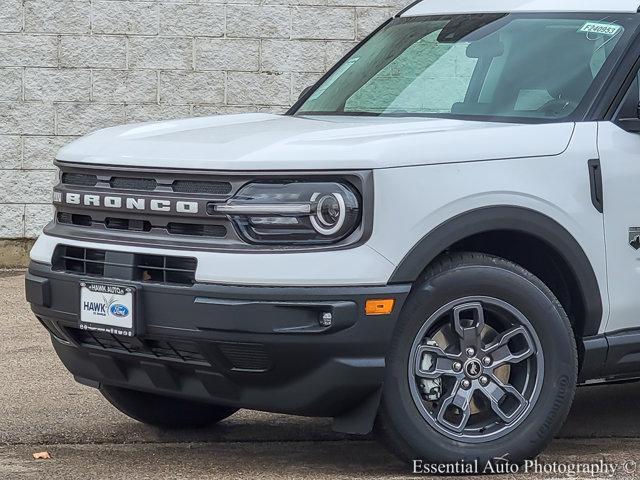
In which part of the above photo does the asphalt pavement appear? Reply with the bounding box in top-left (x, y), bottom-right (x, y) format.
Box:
top-left (2, 271), bottom-right (640, 479)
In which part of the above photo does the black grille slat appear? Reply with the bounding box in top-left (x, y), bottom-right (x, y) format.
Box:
top-left (130, 265), bottom-right (195, 273)
top-left (66, 328), bottom-right (209, 366)
top-left (62, 174), bottom-right (233, 196)
top-left (135, 254), bottom-right (197, 285)
top-left (105, 218), bottom-right (152, 232)
top-left (53, 246), bottom-right (196, 286)
top-left (59, 256), bottom-right (111, 266)
top-left (111, 335), bottom-right (133, 352)
top-left (87, 330), bottom-right (105, 348)
top-left (58, 211), bottom-right (226, 238)
top-left (165, 256), bottom-right (197, 270)
top-left (218, 343), bottom-right (271, 371)
top-left (110, 177), bottom-right (158, 191)
top-left (65, 328), bottom-right (271, 371)
top-left (167, 223), bottom-right (227, 238)
top-left (172, 180), bottom-right (232, 195)
top-left (57, 212), bottom-right (92, 226)
top-left (61, 173), bottom-right (98, 187)
top-left (168, 342), bottom-right (187, 361)
top-left (163, 256), bottom-right (167, 285)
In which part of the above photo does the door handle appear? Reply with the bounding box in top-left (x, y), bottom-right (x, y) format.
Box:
top-left (588, 159), bottom-right (603, 213)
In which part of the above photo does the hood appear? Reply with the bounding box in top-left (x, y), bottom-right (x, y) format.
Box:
top-left (57, 113), bottom-right (575, 170)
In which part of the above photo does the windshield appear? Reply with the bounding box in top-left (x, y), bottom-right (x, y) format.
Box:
top-left (294, 13), bottom-right (638, 121)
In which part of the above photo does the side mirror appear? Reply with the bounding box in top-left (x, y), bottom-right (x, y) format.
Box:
top-left (298, 86), bottom-right (313, 101)
top-left (618, 101), bottom-right (640, 133)
top-left (616, 86), bottom-right (640, 133)
top-left (618, 118), bottom-right (640, 133)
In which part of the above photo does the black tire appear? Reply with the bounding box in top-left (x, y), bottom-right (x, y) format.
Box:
top-left (100, 385), bottom-right (238, 429)
top-left (377, 252), bottom-right (577, 466)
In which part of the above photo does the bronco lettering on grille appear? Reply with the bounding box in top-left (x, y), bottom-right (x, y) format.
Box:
top-left (59, 192), bottom-right (199, 215)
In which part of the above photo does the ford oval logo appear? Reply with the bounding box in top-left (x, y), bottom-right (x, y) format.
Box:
top-left (110, 304), bottom-right (129, 317)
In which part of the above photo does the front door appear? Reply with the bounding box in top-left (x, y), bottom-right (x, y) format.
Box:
top-left (598, 71), bottom-right (640, 332)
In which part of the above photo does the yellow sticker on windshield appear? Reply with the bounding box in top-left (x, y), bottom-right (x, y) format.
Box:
top-left (579, 22), bottom-right (622, 36)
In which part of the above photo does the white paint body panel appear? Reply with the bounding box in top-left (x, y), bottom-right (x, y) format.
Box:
top-left (31, 234), bottom-right (396, 286)
top-left (370, 123), bottom-right (602, 263)
top-left (597, 122), bottom-right (640, 333)
top-left (369, 122), bottom-right (610, 334)
top-left (403, 0), bottom-right (640, 16)
top-left (56, 114), bottom-right (573, 171)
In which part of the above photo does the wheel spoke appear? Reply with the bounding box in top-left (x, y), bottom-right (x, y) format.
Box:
top-left (453, 302), bottom-right (485, 350)
top-left (480, 376), bottom-right (528, 424)
top-left (436, 380), bottom-right (473, 433)
top-left (484, 326), bottom-right (536, 366)
top-left (415, 344), bottom-right (461, 379)
top-left (409, 297), bottom-right (544, 440)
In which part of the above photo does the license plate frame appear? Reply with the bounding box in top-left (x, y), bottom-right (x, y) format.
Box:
top-left (79, 282), bottom-right (137, 337)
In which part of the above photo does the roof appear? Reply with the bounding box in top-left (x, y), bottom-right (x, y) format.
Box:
top-left (402, 0), bottom-right (640, 17)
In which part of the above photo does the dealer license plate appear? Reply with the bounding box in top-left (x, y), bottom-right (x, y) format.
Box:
top-left (80, 282), bottom-right (135, 337)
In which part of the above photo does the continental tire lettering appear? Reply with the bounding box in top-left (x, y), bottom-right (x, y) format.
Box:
top-left (535, 374), bottom-right (570, 441)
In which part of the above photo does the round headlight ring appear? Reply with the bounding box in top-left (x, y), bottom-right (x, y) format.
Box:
top-left (317, 194), bottom-right (342, 227)
top-left (310, 192), bottom-right (346, 236)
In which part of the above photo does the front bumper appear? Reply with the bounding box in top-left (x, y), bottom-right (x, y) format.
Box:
top-left (26, 261), bottom-right (410, 424)
top-left (30, 232), bottom-right (398, 286)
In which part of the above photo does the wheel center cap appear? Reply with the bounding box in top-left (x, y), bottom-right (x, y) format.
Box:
top-left (464, 359), bottom-right (482, 379)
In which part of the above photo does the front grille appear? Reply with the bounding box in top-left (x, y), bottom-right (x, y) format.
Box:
top-left (59, 213), bottom-right (227, 238)
top-left (60, 170), bottom-right (232, 196)
top-left (66, 328), bottom-right (208, 365)
top-left (64, 327), bottom-right (272, 372)
top-left (167, 222), bottom-right (227, 237)
top-left (218, 343), bottom-right (272, 371)
top-left (52, 246), bottom-right (197, 285)
top-left (61, 172), bottom-right (98, 187)
top-left (105, 217), bottom-right (152, 232)
top-left (110, 177), bottom-right (157, 191)
top-left (172, 180), bottom-right (232, 195)
top-left (57, 212), bottom-right (92, 226)
top-left (136, 253), bottom-right (197, 284)
top-left (54, 246), bottom-right (106, 276)
top-left (53, 165), bottom-right (247, 249)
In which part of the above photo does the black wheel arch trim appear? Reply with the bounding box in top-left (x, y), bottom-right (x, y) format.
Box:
top-left (388, 206), bottom-right (603, 337)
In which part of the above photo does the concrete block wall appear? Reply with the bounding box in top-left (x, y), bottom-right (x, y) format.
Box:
top-left (0, 0), bottom-right (408, 239)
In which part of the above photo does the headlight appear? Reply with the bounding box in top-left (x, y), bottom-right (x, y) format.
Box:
top-left (213, 182), bottom-right (361, 245)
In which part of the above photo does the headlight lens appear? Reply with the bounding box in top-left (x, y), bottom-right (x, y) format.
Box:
top-left (214, 182), bottom-right (361, 245)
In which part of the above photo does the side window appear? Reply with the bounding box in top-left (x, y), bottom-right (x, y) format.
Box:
top-left (344, 31), bottom-right (478, 114)
top-left (618, 70), bottom-right (640, 121)
top-left (614, 68), bottom-right (640, 133)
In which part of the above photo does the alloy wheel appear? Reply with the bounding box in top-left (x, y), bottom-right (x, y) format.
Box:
top-left (408, 296), bottom-right (544, 443)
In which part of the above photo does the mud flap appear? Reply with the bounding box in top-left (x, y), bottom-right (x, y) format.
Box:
top-left (332, 387), bottom-right (382, 435)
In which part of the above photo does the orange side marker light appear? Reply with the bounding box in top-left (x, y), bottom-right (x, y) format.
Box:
top-left (365, 299), bottom-right (395, 316)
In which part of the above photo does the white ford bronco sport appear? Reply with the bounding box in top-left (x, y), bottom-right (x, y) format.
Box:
top-left (25, 0), bottom-right (640, 466)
